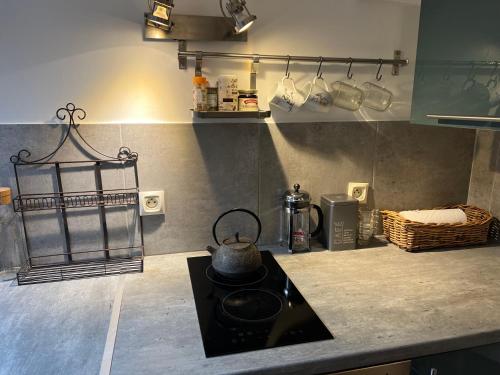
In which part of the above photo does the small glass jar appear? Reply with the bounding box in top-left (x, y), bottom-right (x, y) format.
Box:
top-left (207, 87), bottom-right (218, 111)
top-left (331, 81), bottom-right (364, 111)
top-left (358, 209), bottom-right (375, 246)
top-left (361, 82), bottom-right (392, 111)
top-left (238, 90), bottom-right (258, 111)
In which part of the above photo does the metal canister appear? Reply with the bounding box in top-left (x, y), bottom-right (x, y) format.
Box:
top-left (320, 194), bottom-right (358, 251)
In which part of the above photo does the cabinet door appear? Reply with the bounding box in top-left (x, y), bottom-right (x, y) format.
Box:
top-left (411, 342), bottom-right (500, 375)
top-left (411, 0), bottom-right (500, 129)
top-left (331, 361), bottom-right (410, 375)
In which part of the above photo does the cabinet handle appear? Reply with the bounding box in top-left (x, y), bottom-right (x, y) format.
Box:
top-left (426, 114), bottom-right (500, 123)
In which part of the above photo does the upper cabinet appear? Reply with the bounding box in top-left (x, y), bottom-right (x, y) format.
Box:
top-left (411, 0), bottom-right (500, 129)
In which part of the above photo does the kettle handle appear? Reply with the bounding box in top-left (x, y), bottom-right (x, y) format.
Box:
top-left (212, 208), bottom-right (262, 246)
top-left (310, 204), bottom-right (323, 237)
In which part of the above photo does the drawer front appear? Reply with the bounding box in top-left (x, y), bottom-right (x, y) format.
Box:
top-left (411, 342), bottom-right (500, 375)
top-left (329, 361), bottom-right (411, 375)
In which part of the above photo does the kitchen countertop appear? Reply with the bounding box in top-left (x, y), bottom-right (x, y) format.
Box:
top-left (2, 243), bottom-right (500, 375)
top-left (0, 275), bottom-right (120, 375)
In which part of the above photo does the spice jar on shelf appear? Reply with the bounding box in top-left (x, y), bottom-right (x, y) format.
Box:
top-left (207, 87), bottom-right (218, 111)
top-left (193, 76), bottom-right (208, 111)
top-left (238, 90), bottom-right (259, 111)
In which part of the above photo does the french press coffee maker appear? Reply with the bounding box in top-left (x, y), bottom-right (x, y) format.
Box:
top-left (282, 183), bottom-right (323, 253)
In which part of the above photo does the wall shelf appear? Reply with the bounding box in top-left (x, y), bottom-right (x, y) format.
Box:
top-left (13, 188), bottom-right (139, 212)
top-left (192, 110), bottom-right (271, 119)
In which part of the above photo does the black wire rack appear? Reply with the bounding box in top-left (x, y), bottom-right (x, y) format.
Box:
top-left (17, 251), bottom-right (144, 285)
top-left (13, 188), bottom-right (139, 212)
top-left (10, 103), bottom-right (144, 285)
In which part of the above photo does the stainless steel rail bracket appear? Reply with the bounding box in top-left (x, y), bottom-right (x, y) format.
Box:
top-left (392, 50), bottom-right (402, 76)
top-left (250, 56), bottom-right (260, 90)
top-left (178, 40), bottom-right (187, 70)
top-left (195, 52), bottom-right (203, 77)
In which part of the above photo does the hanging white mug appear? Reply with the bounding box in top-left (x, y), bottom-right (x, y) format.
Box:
top-left (303, 76), bottom-right (333, 113)
top-left (269, 76), bottom-right (304, 112)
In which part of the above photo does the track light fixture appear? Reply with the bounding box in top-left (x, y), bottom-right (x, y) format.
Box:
top-left (144, 0), bottom-right (256, 41)
top-left (219, 0), bottom-right (257, 34)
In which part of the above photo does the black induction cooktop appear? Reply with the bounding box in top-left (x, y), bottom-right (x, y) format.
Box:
top-left (187, 251), bottom-right (334, 358)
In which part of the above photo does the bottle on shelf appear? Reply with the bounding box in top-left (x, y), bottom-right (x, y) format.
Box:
top-left (207, 87), bottom-right (218, 111)
top-left (193, 76), bottom-right (208, 111)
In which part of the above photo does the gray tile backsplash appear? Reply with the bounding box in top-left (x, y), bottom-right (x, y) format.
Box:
top-left (259, 122), bottom-right (378, 245)
top-left (468, 130), bottom-right (500, 222)
top-left (120, 123), bottom-right (260, 255)
top-left (374, 123), bottom-right (476, 211)
top-left (0, 122), bottom-right (476, 268)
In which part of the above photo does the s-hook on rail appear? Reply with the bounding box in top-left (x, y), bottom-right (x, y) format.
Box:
top-left (177, 48), bottom-right (409, 78)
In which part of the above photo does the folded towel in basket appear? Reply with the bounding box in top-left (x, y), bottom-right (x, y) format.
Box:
top-left (399, 208), bottom-right (467, 224)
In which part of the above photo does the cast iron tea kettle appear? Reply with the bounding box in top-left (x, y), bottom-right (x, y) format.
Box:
top-left (206, 208), bottom-right (262, 278)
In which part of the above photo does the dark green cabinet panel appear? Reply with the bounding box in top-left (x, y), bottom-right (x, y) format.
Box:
top-left (411, 0), bottom-right (500, 129)
top-left (411, 342), bottom-right (500, 375)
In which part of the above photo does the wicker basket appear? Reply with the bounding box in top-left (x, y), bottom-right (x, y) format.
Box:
top-left (381, 205), bottom-right (492, 251)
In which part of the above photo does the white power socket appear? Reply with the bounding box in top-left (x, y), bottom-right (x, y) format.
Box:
top-left (347, 182), bottom-right (369, 204)
top-left (139, 191), bottom-right (165, 216)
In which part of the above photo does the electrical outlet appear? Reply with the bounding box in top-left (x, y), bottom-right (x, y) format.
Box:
top-left (347, 182), bottom-right (369, 204)
top-left (139, 191), bottom-right (165, 216)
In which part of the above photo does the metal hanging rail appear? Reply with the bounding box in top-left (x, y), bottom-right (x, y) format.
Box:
top-left (417, 59), bottom-right (499, 67)
top-left (178, 48), bottom-right (409, 76)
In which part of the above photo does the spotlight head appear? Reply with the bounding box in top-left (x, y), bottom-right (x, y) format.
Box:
top-left (146, 0), bottom-right (174, 32)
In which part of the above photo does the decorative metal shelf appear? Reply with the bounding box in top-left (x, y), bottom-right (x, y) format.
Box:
top-left (13, 188), bottom-right (139, 212)
top-left (192, 110), bottom-right (271, 119)
top-left (11, 103), bottom-right (144, 285)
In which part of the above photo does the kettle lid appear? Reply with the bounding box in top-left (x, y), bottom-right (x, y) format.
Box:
top-left (222, 232), bottom-right (254, 249)
top-left (284, 183), bottom-right (311, 205)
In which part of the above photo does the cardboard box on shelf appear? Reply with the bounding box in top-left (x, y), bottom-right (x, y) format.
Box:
top-left (217, 75), bottom-right (238, 112)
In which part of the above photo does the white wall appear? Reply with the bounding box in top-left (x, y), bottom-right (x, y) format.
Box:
top-left (0, 0), bottom-right (421, 124)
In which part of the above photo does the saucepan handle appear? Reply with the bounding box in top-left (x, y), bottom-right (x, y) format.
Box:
top-left (212, 208), bottom-right (262, 245)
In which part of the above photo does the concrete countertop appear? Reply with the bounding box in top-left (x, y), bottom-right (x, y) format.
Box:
top-left (111, 243), bottom-right (500, 375)
top-left (0, 275), bottom-right (120, 375)
top-left (2, 243), bottom-right (500, 375)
